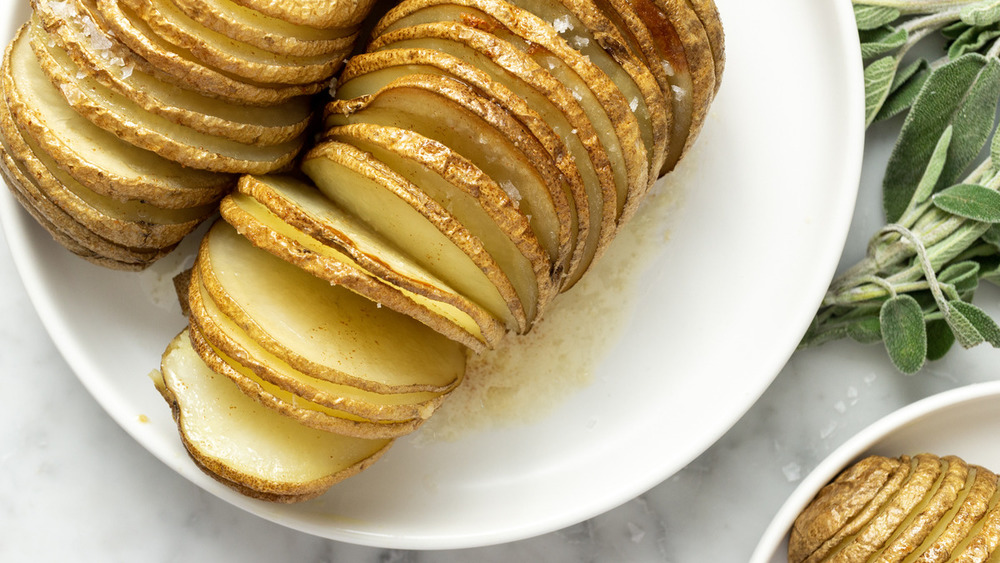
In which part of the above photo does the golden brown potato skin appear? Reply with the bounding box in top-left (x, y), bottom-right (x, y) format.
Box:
top-left (788, 453), bottom-right (1000, 563)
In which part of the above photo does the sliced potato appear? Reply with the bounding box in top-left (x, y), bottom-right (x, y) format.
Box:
top-left (187, 276), bottom-right (436, 439)
top-left (120, 0), bottom-right (345, 85)
top-left (170, 0), bottom-right (357, 57)
top-left (226, 0), bottom-right (377, 29)
top-left (509, 0), bottom-right (670, 194)
top-left (95, 0), bottom-right (325, 106)
top-left (337, 48), bottom-right (592, 285)
top-left (328, 73), bottom-right (571, 280)
top-left (224, 174), bottom-right (504, 350)
top-left (375, 1), bottom-right (648, 222)
top-left (197, 219), bottom-right (468, 394)
top-left (366, 22), bottom-right (618, 288)
top-left (4, 22), bottom-right (232, 208)
top-left (324, 115), bottom-right (556, 324)
top-left (156, 329), bottom-right (393, 502)
top-left (301, 139), bottom-right (526, 332)
top-left (31, 4), bottom-right (312, 145)
top-left (918, 466), bottom-right (998, 562)
top-left (26, 25), bottom-right (305, 174)
top-left (1, 80), bottom-right (211, 250)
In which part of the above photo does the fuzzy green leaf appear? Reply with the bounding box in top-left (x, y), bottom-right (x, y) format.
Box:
top-left (862, 27), bottom-right (908, 59)
top-left (949, 26), bottom-right (1000, 58)
top-left (865, 56), bottom-right (899, 127)
top-left (913, 127), bottom-right (953, 206)
top-left (950, 300), bottom-right (1000, 346)
top-left (875, 63), bottom-right (931, 122)
top-left (939, 261), bottom-right (982, 293)
top-left (962, 0), bottom-right (1000, 26)
top-left (932, 183), bottom-right (1000, 222)
top-left (945, 301), bottom-right (986, 347)
top-left (847, 316), bottom-right (882, 343)
top-left (883, 55), bottom-right (1000, 222)
top-left (925, 319), bottom-right (956, 361)
top-left (855, 4), bottom-right (901, 30)
top-left (880, 295), bottom-right (927, 374)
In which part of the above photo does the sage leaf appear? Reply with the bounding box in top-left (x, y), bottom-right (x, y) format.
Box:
top-left (865, 56), bottom-right (899, 127)
top-left (847, 316), bottom-right (882, 343)
top-left (875, 63), bottom-right (931, 122)
top-left (945, 301), bottom-right (986, 347)
top-left (939, 260), bottom-right (982, 292)
top-left (880, 295), bottom-right (927, 374)
top-left (862, 27), bottom-right (908, 59)
top-left (949, 26), bottom-right (1000, 58)
top-left (932, 183), bottom-right (1000, 222)
top-left (883, 55), bottom-right (1000, 223)
top-left (950, 300), bottom-right (1000, 346)
top-left (925, 319), bottom-right (956, 361)
top-left (944, 21), bottom-right (972, 40)
top-left (913, 126), bottom-right (953, 206)
top-left (855, 4), bottom-right (900, 30)
top-left (962, 0), bottom-right (1000, 26)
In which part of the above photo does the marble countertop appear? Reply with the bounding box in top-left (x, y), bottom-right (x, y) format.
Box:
top-left (6, 5), bottom-right (1000, 563)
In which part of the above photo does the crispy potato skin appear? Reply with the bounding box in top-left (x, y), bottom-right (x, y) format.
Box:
top-left (788, 454), bottom-right (1000, 563)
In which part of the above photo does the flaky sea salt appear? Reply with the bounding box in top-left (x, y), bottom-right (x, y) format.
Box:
top-left (629, 97), bottom-right (639, 112)
top-left (672, 84), bottom-right (686, 101)
top-left (627, 522), bottom-right (646, 543)
top-left (552, 15), bottom-right (573, 33)
top-left (661, 60), bottom-right (675, 77)
top-left (571, 36), bottom-right (589, 49)
top-left (81, 16), bottom-right (112, 52)
top-left (501, 180), bottom-right (521, 208)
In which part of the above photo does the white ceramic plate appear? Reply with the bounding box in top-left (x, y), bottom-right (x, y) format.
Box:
top-left (750, 380), bottom-right (1000, 563)
top-left (0, 0), bottom-right (864, 550)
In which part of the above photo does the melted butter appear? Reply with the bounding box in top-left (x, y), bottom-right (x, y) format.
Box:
top-left (416, 156), bottom-right (697, 444)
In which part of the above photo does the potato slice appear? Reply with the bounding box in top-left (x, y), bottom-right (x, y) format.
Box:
top-left (224, 174), bottom-right (504, 350)
top-left (197, 219), bottom-right (468, 394)
top-left (32, 3), bottom-right (312, 146)
top-left (325, 121), bottom-right (551, 325)
top-left (119, 0), bottom-right (346, 85)
top-left (494, 0), bottom-right (669, 189)
top-left (793, 456), bottom-right (915, 563)
top-left (947, 484), bottom-right (1000, 561)
top-left (683, 0), bottom-right (725, 93)
top-left (915, 466), bottom-right (998, 562)
top-left (376, 1), bottom-right (648, 222)
top-left (95, 0), bottom-right (325, 106)
top-left (338, 49), bottom-right (592, 285)
top-left (156, 329), bottom-right (393, 502)
top-left (872, 456), bottom-right (969, 562)
top-left (623, 0), bottom-right (717, 173)
top-left (226, 0), bottom-right (377, 29)
top-left (328, 73), bottom-right (571, 281)
top-left (0, 119), bottom-right (172, 269)
top-left (187, 273), bottom-right (437, 439)
top-left (811, 454), bottom-right (944, 563)
top-left (26, 25), bottom-right (305, 174)
top-left (0, 76), bottom-right (211, 250)
top-left (301, 139), bottom-right (525, 332)
top-left (3, 23), bottom-right (231, 208)
top-left (366, 22), bottom-right (618, 288)
top-left (170, 0), bottom-right (357, 57)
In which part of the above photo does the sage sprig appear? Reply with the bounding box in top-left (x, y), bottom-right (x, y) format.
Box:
top-left (801, 0), bottom-right (1000, 373)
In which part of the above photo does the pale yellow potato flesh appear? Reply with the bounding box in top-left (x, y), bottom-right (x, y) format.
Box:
top-left (187, 272), bottom-right (441, 439)
top-left (188, 256), bottom-right (454, 418)
top-left (26, 26), bottom-right (304, 174)
top-left (3, 24), bottom-right (231, 208)
top-left (120, 0), bottom-right (345, 85)
top-left (95, 0), bottom-right (325, 106)
top-left (198, 220), bottom-right (468, 394)
top-left (156, 329), bottom-right (393, 502)
top-left (301, 140), bottom-right (524, 332)
top-left (170, 0), bottom-right (358, 57)
top-left (337, 50), bottom-right (592, 287)
top-left (913, 467), bottom-right (998, 562)
top-left (367, 23), bottom-right (617, 289)
top-left (328, 74), bottom-right (571, 278)
top-left (323, 118), bottom-right (551, 325)
top-left (228, 174), bottom-right (504, 349)
top-left (30, 4), bottom-right (312, 145)
top-left (376, 2), bottom-right (646, 223)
